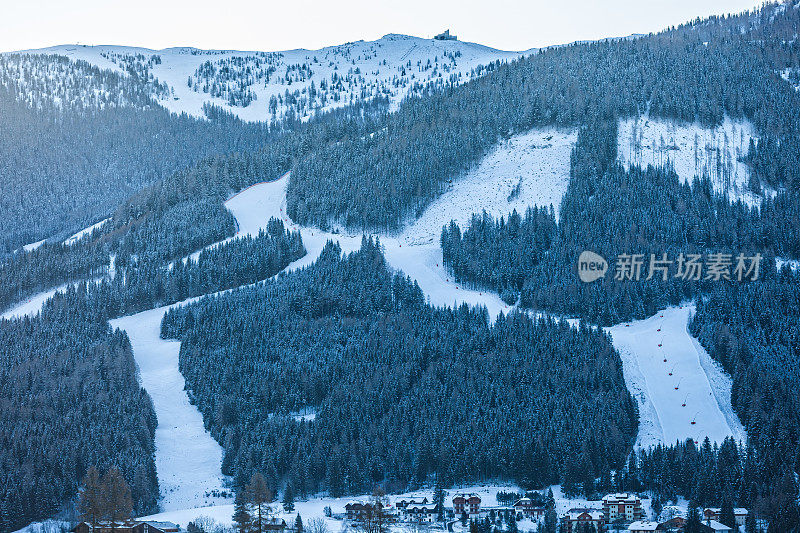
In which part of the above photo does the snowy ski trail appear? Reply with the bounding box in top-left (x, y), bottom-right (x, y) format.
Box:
top-left (6, 126), bottom-right (747, 520)
top-left (606, 305), bottom-right (746, 449)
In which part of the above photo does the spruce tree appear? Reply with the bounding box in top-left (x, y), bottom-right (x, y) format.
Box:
top-left (233, 491), bottom-right (252, 533)
top-left (283, 484), bottom-right (295, 512)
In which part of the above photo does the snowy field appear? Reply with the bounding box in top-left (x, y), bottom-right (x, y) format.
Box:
top-left (18, 37), bottom-right (525, 122)
top-left (606, 306), bottom-right (746, 449)
top-left (618, 115), bottom-right (761, 205)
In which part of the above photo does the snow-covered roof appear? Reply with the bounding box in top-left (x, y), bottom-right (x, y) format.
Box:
top-left (141, 522), bottom-right (180, 531)
top-left (704, 521), bottom-right (733, 532)
top-left (626, 521), bottom-right (659, 532)
top-left (704, 507), bottom-right (748, 515)
top-left (602, 492), bottom-right (640, 503)
top-left (564, 508), bottom-right (604, 520)
top-left (406, 504), bottom-right (437, 511)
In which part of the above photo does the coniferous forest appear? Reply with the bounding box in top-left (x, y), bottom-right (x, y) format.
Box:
top-left (3, 2), bottom-right (800, 532)
top-left (0, 288), bottom-right (158, 530)
top-left (160, 239), bottom-right (638, 496)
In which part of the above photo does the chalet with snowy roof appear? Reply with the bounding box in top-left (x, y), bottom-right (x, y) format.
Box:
top-left (346, 501), bottom-right (383, 521)
top-left (452, 493), bottom-right (481, 516)
top-left (396, 496), bottom-right (429, 509)
top-left (560, 508), bottom-right (605, 533)
top-left (655, 517), bottom-right (685, 531)
top-left (513, 497), bottom-right (545, 519)
top-left (404, 502), bottom-right (438, 522)
top-left (627, 521), bottom-right (659, 532)
top-left (703, 507), bottom-right (748, 528)
top-left (699, 521), bottom-right (732, 532)
top-left (602, 493), bottom-right (643, 524)
top-left (72, 521), bottom-right (181, 533)
top-left (261, 518), bottom-right (287, 532)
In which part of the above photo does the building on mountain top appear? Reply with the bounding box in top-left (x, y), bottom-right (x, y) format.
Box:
top-left (434, 29), bottom-right (457, 41)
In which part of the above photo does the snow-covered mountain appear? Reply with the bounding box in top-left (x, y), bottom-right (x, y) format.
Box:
top-left (10, 35), bottom-right (528, 121)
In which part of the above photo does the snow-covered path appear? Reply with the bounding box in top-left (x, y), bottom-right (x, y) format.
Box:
top-left (6, 128), bottom-right (745, 519)
top-left (111, 307), bottom-right (228, 510)
top-left (1, 284), bottom-right (69, 320)
top-left (606, 305), bottom-right (746, 448)
top-left (110, 180), bottom-right (295, 511)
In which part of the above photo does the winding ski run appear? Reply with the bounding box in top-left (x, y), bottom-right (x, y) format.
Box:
top-left (9, 126), bottom-right (745, 512)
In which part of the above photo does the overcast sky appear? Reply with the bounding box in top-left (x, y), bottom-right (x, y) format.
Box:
top-left (2, 0), bottom-right (767, 53)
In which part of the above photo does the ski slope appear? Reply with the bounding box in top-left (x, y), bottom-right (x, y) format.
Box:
top-left (19, 36), bottom-right (525, 122)
top-left (5, 126), bottom-right (744, 523)
top-left (63, 218), bottom-right (110, 246)
top-left (110, 307), bottom-right (229, 510)
top-left (1, 283), bottom-right (71, 320)
top-left (108, 180), bottom-right (305, 511)
top-left (618, 115), bottom-right (762, 205)
top-left (401, 127), bottom-right (576, 245)
top-left (606, 305), bottom-right (745, 449)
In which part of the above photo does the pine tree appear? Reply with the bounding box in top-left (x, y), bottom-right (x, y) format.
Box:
top-left (433, 477), bottom-right (446, 522)
top-left (233, 491), bottom-right (252, 533)
top-left (684, 503), bottom-right (702, 533)
top-left (720, 496), bottom-right (736, 528)
top-left (543, 489), bottom-right (557, 533)
top-left (294, 514), bottom-right (303, 533)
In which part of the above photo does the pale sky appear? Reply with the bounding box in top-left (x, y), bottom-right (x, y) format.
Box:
top-left (1, 0), bottom-right (768, 53)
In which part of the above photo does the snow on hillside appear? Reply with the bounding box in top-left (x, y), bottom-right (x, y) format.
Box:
top-left (63, 218), bottom-right (110, 246)
top-left (110, 306), bottom-right (230, 511)
top-left (618, 115), bottom-right (761, 205)
top-left (606, 305), bottom-right (746, 449)
top-left (0, 283), bottom-right (70, 320)
top-left (400, 128), bottom-right (576, 246)
top-left (19, 36), bottom-right (524, 122)
top-left (21, 238), bottom-right (46, 252)
top-left (106, 180), bottom-right (305, 511)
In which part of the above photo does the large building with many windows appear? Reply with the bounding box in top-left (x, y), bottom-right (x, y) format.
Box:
top-left (602, 493), bottom-right (643, 524)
